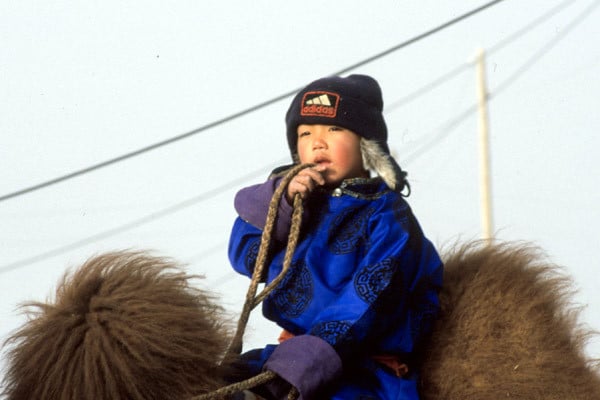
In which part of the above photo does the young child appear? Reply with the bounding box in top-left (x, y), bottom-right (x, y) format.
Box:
top-left (228, 74), bottom-right (443, 399)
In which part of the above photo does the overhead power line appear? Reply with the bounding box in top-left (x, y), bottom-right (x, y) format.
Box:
top-left (385, 0), bottom-right (577, 112)
top-left (402, 0), bottom-right (600, 165)
top-left (385, 63), bottom-right (473, 112)
top-left (1, 0), bottom-right (592, 274)
top-left (487, 0), bottom-right (576, 55)
top-left (0, 159), bottom-right (287, 274)
top-left (0, 0), bottom-right (508, 203)
top-left (331, 0), bottom-right (508, 76)
top-left (493, 0), bottom-right (600, 96)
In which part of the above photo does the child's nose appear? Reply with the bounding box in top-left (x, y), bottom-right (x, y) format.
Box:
top-left (312, 137), bottom-right (327, 150)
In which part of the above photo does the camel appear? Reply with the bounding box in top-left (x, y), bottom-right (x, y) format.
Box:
top-left (2, 242), bottom-right (599, 399)
top-left (420, 242), bottom-right (600, 399)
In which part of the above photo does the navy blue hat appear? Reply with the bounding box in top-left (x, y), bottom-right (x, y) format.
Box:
top-left (285, 74), bottom-right (389, 155)
top-left (281, 74), bottom-right (409, 194)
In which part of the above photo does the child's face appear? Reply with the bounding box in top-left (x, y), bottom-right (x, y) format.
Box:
top-left (296, 124), bottom-right (368, 185)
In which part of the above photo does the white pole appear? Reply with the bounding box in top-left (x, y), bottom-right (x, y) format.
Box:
top-left (476, 48), bottom-right (494, 243)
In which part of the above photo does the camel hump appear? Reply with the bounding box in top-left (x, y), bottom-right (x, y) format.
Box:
top-left (420, 241), bottom-right (600, 399)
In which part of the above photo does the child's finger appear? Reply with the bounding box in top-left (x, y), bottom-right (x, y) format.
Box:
top-left (295, 174), bottom-right (316, 192)
top-left (314, 164), bottom-right (327, 172)
top-left (300, 168), bottom-right (325, 186)
top-left (288, 178), bottom-right (309, 200)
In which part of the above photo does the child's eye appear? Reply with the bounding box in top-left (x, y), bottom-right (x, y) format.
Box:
top-left (298, 131), bottom-right (311, 137)
top-left (329, 126), bottom-right (344, 132)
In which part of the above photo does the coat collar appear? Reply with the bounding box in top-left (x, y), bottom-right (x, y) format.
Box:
top-left (323, 177), bottom-right (391, 200)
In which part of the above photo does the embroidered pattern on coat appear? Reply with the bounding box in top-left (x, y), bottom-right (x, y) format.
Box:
top-left (408, 279), bottom-right (439, 339)
top-left (271, 261), bottom-right (313, 318)
top-left (392, 197), bottom-right (411, 231)
top-left (244, 238), bottom-right (261, 274)
top-left (411, 302), bottom-right (439, 341)
top-left (310, 320), bottom-right (352, 346)
top-left (354, 257), bottom-right (396, 304)
top-left (329, 206), bottom-right (374, 254)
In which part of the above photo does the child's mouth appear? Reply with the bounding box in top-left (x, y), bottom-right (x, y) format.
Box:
top-left (314, 158), bottom-right (331, 167)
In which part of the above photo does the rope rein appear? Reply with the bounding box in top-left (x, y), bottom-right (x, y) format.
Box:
top-left (190, 371), bottom-right (277, 400)
top-left (227, 163), bottom-right (314, 357)
top-left (196, 164), bottom-right (314, 400)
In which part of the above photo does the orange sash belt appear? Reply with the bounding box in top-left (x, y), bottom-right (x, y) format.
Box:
top-left (277, 330), bottom-right (409, 378)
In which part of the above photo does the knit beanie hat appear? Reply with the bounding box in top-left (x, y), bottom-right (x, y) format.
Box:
top-left (284, 74), bottom-right (408, 193)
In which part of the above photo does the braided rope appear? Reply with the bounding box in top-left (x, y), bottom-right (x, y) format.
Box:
top-left (197, 164), bottom-right (314, 400)
top-left (254, 192), bottom-right (304, 306)
top-left (191, 370), bottom-right (300, 400)
top-left (287, 387), bottom-right (300, 400)
top-left (190, 370), bottom-right (277, 400)
top-left (227, 163), bottom-right (314, 356)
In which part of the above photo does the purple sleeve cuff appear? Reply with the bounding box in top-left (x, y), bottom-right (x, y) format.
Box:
top-left (264, 335), bottom-right (342, 399)
top-left (234, 177), bottom-right (293, 243)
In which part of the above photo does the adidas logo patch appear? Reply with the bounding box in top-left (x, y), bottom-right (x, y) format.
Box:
top-left (305, 94), bottom-right (332, 106)
top-left (300, 91), bottom-right (339, 118)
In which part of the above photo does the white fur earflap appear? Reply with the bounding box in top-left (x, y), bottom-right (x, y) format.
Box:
top-left (361, 139), bottom-right (399, 190)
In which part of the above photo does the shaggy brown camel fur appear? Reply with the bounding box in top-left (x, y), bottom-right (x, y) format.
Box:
top-left (420, 242), bottom-right (600, 399)
top-left (1, 251), bottom-right (234, 400)
top-left (3, 243), bottom-right (599, 399)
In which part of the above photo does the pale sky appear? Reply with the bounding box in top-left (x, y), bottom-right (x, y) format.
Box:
top-left (1, 0), bottom-right (599, 379)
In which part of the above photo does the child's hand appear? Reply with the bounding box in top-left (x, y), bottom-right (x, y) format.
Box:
top-left (286, 165), bottom-right (326, 204)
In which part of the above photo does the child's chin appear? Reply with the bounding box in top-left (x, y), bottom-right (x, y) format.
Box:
top-left (323, 177), bottom-right (343, 187)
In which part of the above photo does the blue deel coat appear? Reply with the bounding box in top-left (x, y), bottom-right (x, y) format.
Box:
top-left (228, 176), bottom-right (443, 399)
